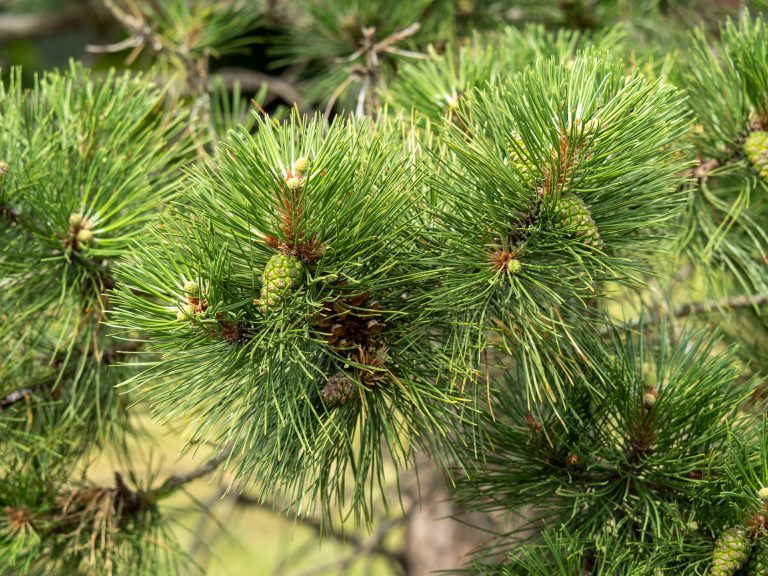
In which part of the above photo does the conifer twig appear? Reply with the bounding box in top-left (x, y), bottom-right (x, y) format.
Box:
top-left (0, 6), bottom-right (91, 40)
top-left (234, 493), bottom-right (409, 570)
top-left (0, 383), bottom-right (48, 410)
top-left (95, 0), bottom-right (165, 54)
top-left (693, 157), bottom-right (723, 185)
top-left (288, 517), bottom-right (408, 576)
top-left (154, 445), bottom-right (233, 494)
top-left (672, 293), bottom-right (768, 317)
top-left (624, 293), bottom-right (768, 330)
top-left (0, 202), bottom-right (19, 225)
top-left (0, 341), bottom-right (143, 412)
top-left (212, 67), bottom-right (305, 108)
top-left (332, 21), bottom-right (423, 117)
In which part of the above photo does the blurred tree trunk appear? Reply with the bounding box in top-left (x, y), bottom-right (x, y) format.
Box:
top-left (403, 465), bottom-right (499, 575)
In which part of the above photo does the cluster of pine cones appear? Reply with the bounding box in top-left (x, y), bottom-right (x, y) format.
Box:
top-left (253, 247), bottom-right (391, 408)
top-left (315, 289), bottom-right (389, 407)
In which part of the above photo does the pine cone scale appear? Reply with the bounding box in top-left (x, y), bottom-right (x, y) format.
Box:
top-left (551, 195), bottom-right (602, 248)
top-left (745, 130), bottom-right (768, 183)
top-left (711, 526), bottom-right (751, 576)
top-left (257, 253), bottom-right (304, 314)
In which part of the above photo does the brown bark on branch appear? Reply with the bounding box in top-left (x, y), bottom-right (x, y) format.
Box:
top-left (0, 6), bottom-right (91, 41)
top-left (212, 67), bottom-right (305, 108)
top-left (624, 293), bottom-right (768, 331)
top-left (154, 445), bottom-right (233, 495)
top-left (0, 384), bottom-right (48, 410)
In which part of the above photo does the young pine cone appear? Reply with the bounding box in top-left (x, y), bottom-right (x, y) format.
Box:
top-left (711, 526), bottom-right (751, 576)
top-left (257, 253), bottom-right (304, 315)
top-left (506, 131), bottom-right (534, 183)
top-left (743, 538), bottom-right (768, 576)
top-left (321, 372), bottom-right (356, 407)
top-left (551, 194), bottom-right (602, 248)
top-left (745, 130), bottom-right (768, 184)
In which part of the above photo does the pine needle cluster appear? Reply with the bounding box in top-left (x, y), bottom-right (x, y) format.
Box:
top-left (0, 62), bottom-right (190, 456)
top-left (411, 54), bottom-right (691, 402)
top-left (456, 326), bottom-right (763, 574)
top-left (680, 14), bottom-right (768, 295)
top-left (112, 111), bottom-right (465, 521)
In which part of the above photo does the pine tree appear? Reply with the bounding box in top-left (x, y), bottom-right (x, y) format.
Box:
top-left (0, 61), bottom-right (191, 574)
top-left (1, 2), bottom-right (768, 575)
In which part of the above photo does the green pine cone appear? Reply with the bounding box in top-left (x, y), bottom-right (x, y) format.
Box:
top-left (257, 253), bottom-right (304, 314)
top-left (551, 195), bottom-right (602, 248)
top-left (743, 538), bottom-right (768, 576)
top-left (745, 130), bottom-right (768, 183)
top-left (506, 132), bottom-right (532, 181)
top-left (711, 526), bottom-right (751, 576)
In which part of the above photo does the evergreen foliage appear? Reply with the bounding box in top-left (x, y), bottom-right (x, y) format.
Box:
top-left (111, 111), bottom-right (465, 522)
top-left (415, 54), bottom-right (690, 402)
top-left (1, 2), bottom-right (768, 575)
top-left (456, 326), bottom-right (759, 574)
top-left (679, 14), bottom-right (768, 295)
top-left (0, 62), bottom-right (190, 456)
top-left (0, 60), bottom-right (191, 572)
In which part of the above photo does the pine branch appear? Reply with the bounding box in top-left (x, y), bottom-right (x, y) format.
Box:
top-left (288, 517), bottom-right (408, 576)
top-left (0, 383), bottom-right (48, 411)
top-left (373, 22), bottom-right (422, 54)
top-left (232, 492), bottom-right (410, 570)
top-left (0, 6), bottom-right (91, 40)
top-left (153, 445), bottom-right (233, 495)
top-left (692, 157), bottom-right (723, 186)
top-left (623, 293), bottom-right (768, 331)
top-left (0, 341), bottom-right (143, 412)
top-left (93, 0), bottom-right (259, 63)
top-left (691, 140), bottom-right (749, 185)
top-left (112, 471), bottom-right (144, 516)
top-left (212, 67), bottom-right (305, 108)
top-left (332, 21), bottom-right (424, 116)
top-left (673, 293), bottom-right (768, 317)
top-left (96, 0), bottom-right (165, 56)
top-left (0, 202), bottom-right (19, 225)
